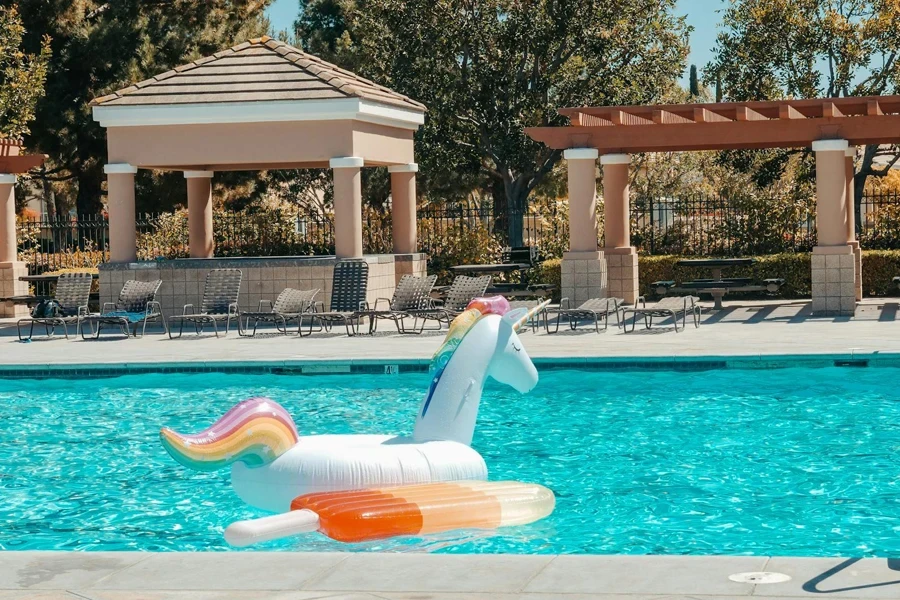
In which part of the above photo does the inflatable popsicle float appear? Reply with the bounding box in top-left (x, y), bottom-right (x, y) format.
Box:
top-left (160, 296), bottom-right (555, 545)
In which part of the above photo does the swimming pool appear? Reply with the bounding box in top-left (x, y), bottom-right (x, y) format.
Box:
top-left (1, 366), bottom-right (899, 555)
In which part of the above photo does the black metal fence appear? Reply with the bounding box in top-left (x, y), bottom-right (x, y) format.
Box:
top-left (15, 193), bottom-right (900, 274)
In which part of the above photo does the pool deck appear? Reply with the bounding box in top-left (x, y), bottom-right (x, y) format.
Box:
top-left (2, 552), bottom-right (899, 599)
top-left (2, 299), bottom-right (900, 368)
top-left (4, 298), bottom-right (900, 599)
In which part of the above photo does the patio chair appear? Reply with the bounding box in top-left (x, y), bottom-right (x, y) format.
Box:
top-left (79, 279), bottom-right (166, 339)
top-left (239, 287), bottom-right (320, 337)
top-left (508, 299), bottom-right (550, 333)
top-left (545, 297), bottom-right (625, 334)
top-left (366, 274), bottom-right (437, 334)
top-left (410, 275), bottom-right (492, 332)
top-left (306, 260), bottom-right (369, 336)
top-left (623, 296), bottom-right (701, 333)
top-left (169, 269), bottom-right (242, 338)
top-left (17, 272), bottom-right (93, 341)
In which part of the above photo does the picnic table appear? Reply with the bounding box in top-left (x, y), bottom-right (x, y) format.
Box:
top-left (449, 263), bottom-right (531, 275)
top-left (652, 258), bottom-right (783, 310)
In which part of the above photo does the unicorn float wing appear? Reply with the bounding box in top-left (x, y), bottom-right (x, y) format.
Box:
top-left (160, 297), bottom-right (554, 545)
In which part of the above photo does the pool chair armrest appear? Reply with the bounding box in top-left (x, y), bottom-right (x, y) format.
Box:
top-left (181, 304), bottom-right (195, 315)
top-left (257, 299), bottom-right (273, 311)
top-left (312, 300), bottom-right (325, 313)
top-left (558, 297), bottom-right (571, 310)
top-left (146, 300), bottom-right (162, 317)
top-left (373, 297), bottom-right (393, 311)
top-left (431, 298), bottom-right (446, 308)
top-left (358, 300), bottom-right (369, 311)
top-left (101, 302), bottom-right (117, 315)
top-left (636, 296), bottom-right (647, 308)
top-left (228, 303), bottom-right (240, 316)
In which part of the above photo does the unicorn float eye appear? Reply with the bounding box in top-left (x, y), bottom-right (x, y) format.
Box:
top-left (512, 343), bottom-right (521, 353)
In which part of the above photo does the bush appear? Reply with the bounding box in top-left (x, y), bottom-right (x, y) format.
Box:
top-left (525, 257), bottom-right (562, 302)
top-left (862, 250), bottom-right (900, 297)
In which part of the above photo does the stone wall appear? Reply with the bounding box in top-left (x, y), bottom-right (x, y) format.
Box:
top-left (393, 253), bottom-right (428, 284)
top-left (811, 246), bottom-right (856, 316)
top-left (99, 255), bottom-right (401, 318)
top-left (0, 261), bottom-right (29, 318)
top-left (560, 251), bottom-right (608, 306)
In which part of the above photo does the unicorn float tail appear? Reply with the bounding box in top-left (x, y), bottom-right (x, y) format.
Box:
top-left (160, 397), bottom-right (299, 472)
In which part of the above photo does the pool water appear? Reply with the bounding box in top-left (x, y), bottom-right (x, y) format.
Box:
top-left (1, 367), bottom-right (899, 554)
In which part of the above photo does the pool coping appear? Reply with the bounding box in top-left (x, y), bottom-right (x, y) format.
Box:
top-left (0, 352), bottom-right (897, 378)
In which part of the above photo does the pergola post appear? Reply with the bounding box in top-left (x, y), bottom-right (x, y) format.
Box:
top-left (104, 163), bottom-right (138, 263)
top-left (330, 157), bottom-right (364, 258)
top-left (601, 154), bottom-right (638, 304)
top-left (811, 140), bottom-right (855, 316)
top-left (561, 148), bottom-right (607, 306)
top-left (389, 163), bottom-right (418, 254)
top-left (845, 148), bottom-right (862, 301)
top-left (0, 174), bottom-right (28, 318)
top-left (185, 171), bottom-right (215, 258)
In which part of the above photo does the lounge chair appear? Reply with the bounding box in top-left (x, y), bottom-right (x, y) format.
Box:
top-left (411, 275), bottom-right (492, 332)
top-left (169, 269), bottom-right (242, 338)
top-left (508, 299), bottom-right (550, 333)
top-left (239, 287), bottom-right (319, 337)
top-left (366, 274), bottom-right (437, 334)
top-left (306, 260), bottom-right (369, 336)
top-left (623, 296), bottom-right (701, 333)
top-left (17, 272), bottom-right (93, 341)
top-left (545, 297), bottom-right (625, 333)
top-left (79, 279), bottom-right (165, 339)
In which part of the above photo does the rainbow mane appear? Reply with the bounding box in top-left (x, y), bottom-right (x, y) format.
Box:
top-left (160, 397), bottom-right (299, 472)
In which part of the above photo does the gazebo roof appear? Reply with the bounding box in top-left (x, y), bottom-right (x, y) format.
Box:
top-left (92, 36), bottom-right (424, 112)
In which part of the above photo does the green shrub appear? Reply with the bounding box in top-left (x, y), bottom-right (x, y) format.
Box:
top-left (525, 257), bottom-right (562, 302)
top-left (862, 250), bottom-right (900, 297)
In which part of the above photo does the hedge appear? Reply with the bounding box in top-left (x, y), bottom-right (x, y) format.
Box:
top-left (528, 250), bottom-right (900, 299)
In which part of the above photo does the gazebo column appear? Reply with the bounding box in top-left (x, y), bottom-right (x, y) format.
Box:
top-left (104, 164), bottom-right (138, 263)
top-left (601, 154), bottom-right (638, 304)
top-left (389, 163), bottom-right (425, 283)
top-left (0, 174), bottom-right (28, 318)
top-left (811, 140), bottom-right (855, 316)
top-left (561, 148), bottom-right (607, 306)
top-left (185, 171), bottom-right (214, 258)
top-left (330, 157), bottom-right (364, 259)
top-left (845, 148), bottom-right (862, 301)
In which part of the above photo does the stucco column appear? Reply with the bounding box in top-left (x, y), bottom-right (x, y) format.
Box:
top-left (331, 157), bottom-right (364, 258)
top-left (105, 163), bottom-right (138, 263)
top-left (845, 148), bottom-right (862, 301)
top-left (389, 163), bottom-right (418, 254)
top-left (0, 174), bottom-right (16, 263)
top-left (185, 171), bottom-right (214, 258)
top-left (561, 148), bottom-right (607, 305)
top-left (601, 154), bottom-right (638, 304)
top-left (811, 140), bottom-right (855, 316)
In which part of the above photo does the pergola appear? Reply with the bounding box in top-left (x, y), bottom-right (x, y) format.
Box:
top-left (0, 138), bottom-right (46, 317)
top-left (91, 36), bottom-right (426, 263)
top-left (526, 96), bottom-right (900, 315)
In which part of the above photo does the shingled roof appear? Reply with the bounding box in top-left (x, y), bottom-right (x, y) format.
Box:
top-left (90, 37), bottom-right (425, 112)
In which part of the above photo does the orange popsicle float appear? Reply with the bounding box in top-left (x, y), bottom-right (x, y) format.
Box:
top-left (224, 480), bottom-right (555, 546)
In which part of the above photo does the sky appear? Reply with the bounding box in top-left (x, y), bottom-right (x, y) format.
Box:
top-left (264, 0), bottom-right (725, 85)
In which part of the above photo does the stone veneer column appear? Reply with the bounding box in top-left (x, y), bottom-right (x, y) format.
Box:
top-left (811, 140), bottom-right (855, 316)
top-left (185, 171), bottom-right (214, 258)
top-left (105, 163), bottom-right (138, 263)
top-left (331, 157), bottom-right (364, 258)
top-left (389, 163), bottom-right (418, 254)
top-left (845, 148), bottom-right (862, 301)
top-left (601, 153), bottom-right (638, 304)
top-left (561, 148), bottom-right (607, 306)
top-left (0, 174), bottom-right (28, 317)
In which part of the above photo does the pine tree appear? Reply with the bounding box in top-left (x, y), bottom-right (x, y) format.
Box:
top-left (0, 5), bottom-right (50, 139)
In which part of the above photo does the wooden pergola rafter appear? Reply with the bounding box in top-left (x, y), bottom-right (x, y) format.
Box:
top-left (527, 96), bottom-right (900, 153)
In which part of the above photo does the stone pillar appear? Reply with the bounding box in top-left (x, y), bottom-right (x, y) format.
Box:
top-left (811, 140), bottom-right (855, 316)
top-left (105, 163), bottom-right (138, 263)
top-left (330, 157), bottom-right (364, 258)
top-left (601, 154), bottom-right (638, 304)
top-left (185, 171), bottom-right (214, 259)
top-left (389, 163), bottom-right (418, 254)
top-left (561, 148), bottom-right (607, 306)
top-left (0, 174), bottom-right (28, 317)
top-left (845, 148), bottom-right (862, 301)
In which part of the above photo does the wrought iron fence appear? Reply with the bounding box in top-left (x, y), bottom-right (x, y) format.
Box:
top-left (858, 192), bottom-right (900, 249)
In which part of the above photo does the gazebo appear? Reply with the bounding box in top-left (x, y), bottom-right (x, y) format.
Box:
top-left (526, 96), bottom-right (900, 315)
top-left (0, 138), bottom-right (46, 317)
top-left (90, 36), bottom-right (427, 314)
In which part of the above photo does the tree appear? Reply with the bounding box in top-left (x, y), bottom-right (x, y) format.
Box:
top-left (0, 5), bottom-right (50, 139)
top-left (297, 0), bottom-right (690, 245)
top-left (707, 0), bottom-right (900, 221)
top-left (16, 1), bottom-right (272, 215)
top-left (689, 64), bottom-right (700, 97)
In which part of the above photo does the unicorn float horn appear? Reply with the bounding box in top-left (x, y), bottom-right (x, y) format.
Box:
top-left (160, 397), bottom-right (299, 472)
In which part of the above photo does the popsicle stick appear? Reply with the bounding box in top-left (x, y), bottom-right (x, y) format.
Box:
top-left (224, 508), bottom-right (320, 547)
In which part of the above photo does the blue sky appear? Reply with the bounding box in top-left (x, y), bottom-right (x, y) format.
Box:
top-left (265, 0), bottom-right (724, 84)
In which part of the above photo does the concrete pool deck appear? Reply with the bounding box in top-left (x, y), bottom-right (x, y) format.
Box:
top-left (1, 552), bottom-right (900, 599)
top-left (2, 299), bottom-right (900, 367)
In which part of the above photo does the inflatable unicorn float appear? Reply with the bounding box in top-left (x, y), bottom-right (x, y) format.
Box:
top-left (160, 296), bottom-right (555, 546)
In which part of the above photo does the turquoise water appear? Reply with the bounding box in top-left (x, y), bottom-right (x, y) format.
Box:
top-left (1, 367), bottom-right (900, 555)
